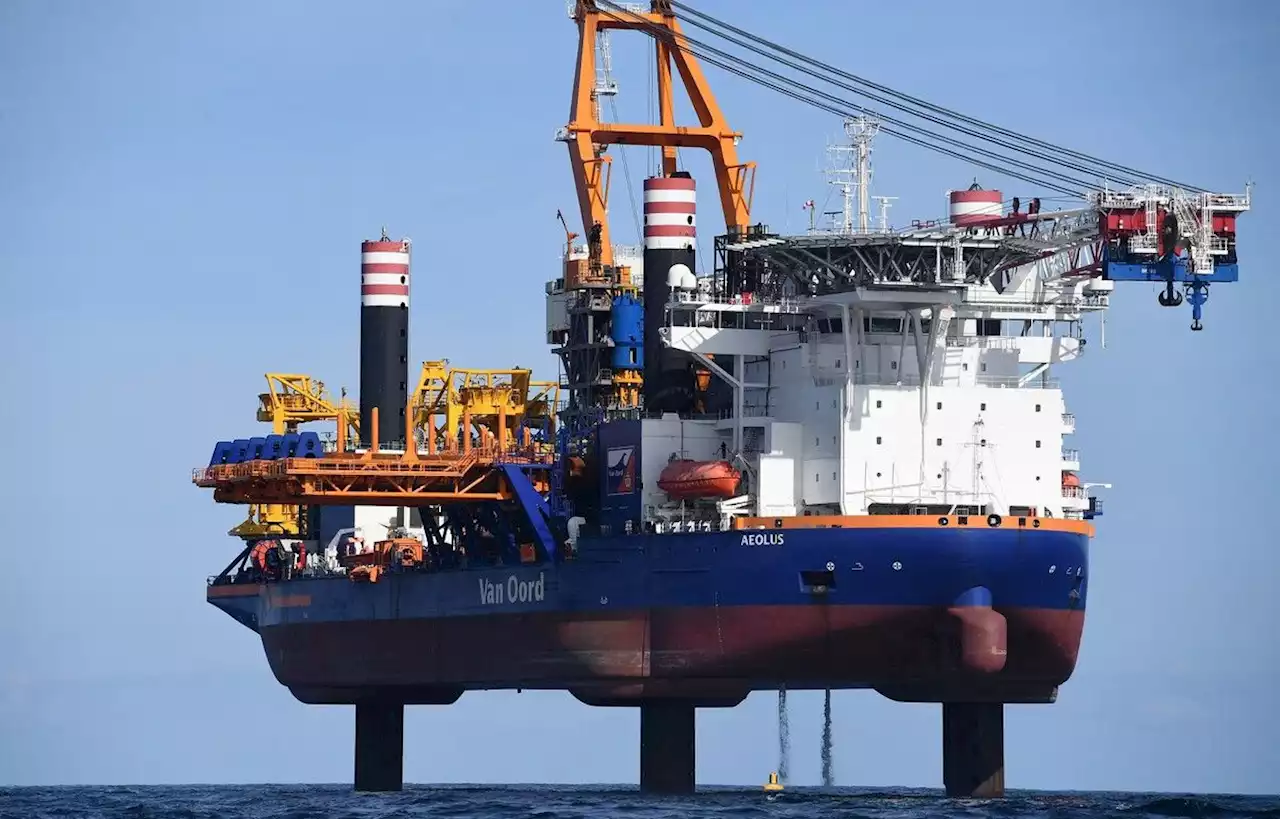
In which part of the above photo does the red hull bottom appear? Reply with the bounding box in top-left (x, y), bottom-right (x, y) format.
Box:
top-left (258, 604), bottom-right (1082, 706)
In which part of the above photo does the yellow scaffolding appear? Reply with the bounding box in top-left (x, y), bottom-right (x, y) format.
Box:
top-left (195, 406), bottom-right (553, 507)
top-left (223, 365), bottom-right (558, 534)
top-left (412, 360), bottom-right (558, 454)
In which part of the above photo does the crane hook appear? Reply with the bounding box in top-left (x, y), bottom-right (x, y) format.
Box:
top-left (1187, 281), bottom-right (1210, 332)
top-left (1157, 281), bottom-right (1183, 307)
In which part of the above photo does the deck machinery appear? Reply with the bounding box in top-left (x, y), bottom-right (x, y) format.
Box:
top-left (192, 0), bottom-right (1250, 797)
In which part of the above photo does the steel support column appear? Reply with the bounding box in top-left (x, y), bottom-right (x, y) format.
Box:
top-left (639, 701), bottom-right (696, 794)
top-left (942, 702), bottom-right (1004, 798)
top-left (355, 701), bottom-right (404, 792)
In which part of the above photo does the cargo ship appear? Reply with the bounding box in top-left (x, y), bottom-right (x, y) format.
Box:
top-left (192, 0), bottom-right (1249, 798)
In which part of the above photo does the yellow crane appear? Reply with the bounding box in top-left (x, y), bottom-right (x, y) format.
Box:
top-left (256, 373), bottom-right (359, 438)
top-left (228, 374), bottom-right (359, 539)
top-left (412, 360), bottom-right (559, 454)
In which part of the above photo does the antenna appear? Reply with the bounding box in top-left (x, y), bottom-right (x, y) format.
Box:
top-left (846, 115), bottom-right (880, 233)
top-left (822, 126), bottom-right (854, 234)
top-left (822, 115), bottom-right (882, 234)
top-left (873, 195), bottom-right (898, 233)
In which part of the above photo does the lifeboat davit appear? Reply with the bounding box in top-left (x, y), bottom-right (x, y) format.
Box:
top-left (656, 459), bottom-right (741, 500)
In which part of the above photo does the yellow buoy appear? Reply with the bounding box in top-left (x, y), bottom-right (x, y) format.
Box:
top-left (763, 771), bottom-right (784, 793)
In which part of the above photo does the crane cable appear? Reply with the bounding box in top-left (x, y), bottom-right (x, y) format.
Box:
top-left (670, 6), bottom-right (1144, 191)
top-left (594, 1), bottom-right (1090, 195)
top-left (608, 95), bottom-right (644, 242)
top-left (667, 0), bottom-right (1207, 194)
top-left (698, 46), bottom-right (1084, 196)
top-left (594, 0), bottom-right (1085, 196)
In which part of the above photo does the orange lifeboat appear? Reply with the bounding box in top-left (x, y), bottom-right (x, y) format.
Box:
top-left (1062, 471), bottom-right (1081, 488)
top-left (657, 459), bottom-right (741, 500)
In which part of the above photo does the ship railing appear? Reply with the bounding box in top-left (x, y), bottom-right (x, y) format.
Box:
top-left (1062, 448), bottom-right (1080, 462)
top-left (965, 291), bottom-right (1082, 306)
top-left (814, 373), bottom-right (1061, 389)
top-left (317, 432), bottom-right (415, 454)
top-left (1062, 413), bottom-right (1076, 432)
top-left (194, 445), bottom-right (555, 485)
top-left (963, 293), bottom-right (1110, 311)
top-left (1062, 486), bottom-right (1087, 499)
top-left (585, 407), bottom-right (744, 423)
top-left (207, 573), bottom-right (259, 587)
top-left (669, 292), bottom-right (804, 312)
top-left (651, 518), bottom-right (730, 534)
top-left (945, 336), bottom-right (1021, 350)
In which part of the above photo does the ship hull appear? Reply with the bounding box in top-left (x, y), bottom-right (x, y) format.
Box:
top-left (209, 524), bottom-right (1089, 705)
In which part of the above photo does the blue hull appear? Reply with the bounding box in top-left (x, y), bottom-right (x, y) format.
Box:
top-left (209, 524), bottom-right (1089, 705)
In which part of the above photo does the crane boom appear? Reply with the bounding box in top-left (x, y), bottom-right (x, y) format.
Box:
top-left (596, 0), bottom-right (1250, 330)
top-left (558, 0), bottom-right (755, 269)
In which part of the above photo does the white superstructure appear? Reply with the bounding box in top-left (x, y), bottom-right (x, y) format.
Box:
top-left (656, 265), bottom-right (1104, 521)
top-left (544, 197), bottom-right (1116, 528)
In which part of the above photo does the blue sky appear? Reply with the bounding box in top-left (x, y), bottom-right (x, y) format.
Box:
top-left (2, 0), bottom-right (1277, 794)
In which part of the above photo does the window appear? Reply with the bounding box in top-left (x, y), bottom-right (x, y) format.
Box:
top-left (835, 359), bottom-right (842, 368)
top-left (832, 399), bottom-right (837, 409)
top-left (980, 402), bottom-right (986, 411)
top-left (891, 361), bottom-right (898, 370)
top-left (981, 363), bottom-right (987, 372)
top-left (832, 472), bottom-right (837, 480)
top-left (1035, 403), bottom-right (1042, 412)
top-left (876, 436), bottom-right (882, 445)
top-left (936, 401), bottom-right (943, 410)
top-left (815, 437), bottom-right (820, 446)
top-left (963, 363), bottom-right (969, 371)
top-left (1035, 440), bottom-right (1041, 448)
top-left (981, 439), bottom-right (987, 445)
top-left (816, 401), bottom-right (820, 410)
top-left (936, 438), bottom-right (942, 446)
top-left (876, 400), bottom-right (882, 408)
top-left (815, 474), bottom-right (820, 482)
top-left (629, 349), bottom-right (637, 365)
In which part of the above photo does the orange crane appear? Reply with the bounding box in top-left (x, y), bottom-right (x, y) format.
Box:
top-left (561, 0), bottom-right (755, 268)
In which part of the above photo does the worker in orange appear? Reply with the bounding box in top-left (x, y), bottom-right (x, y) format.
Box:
top-left (250, 540), bottom-right (270, 580)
